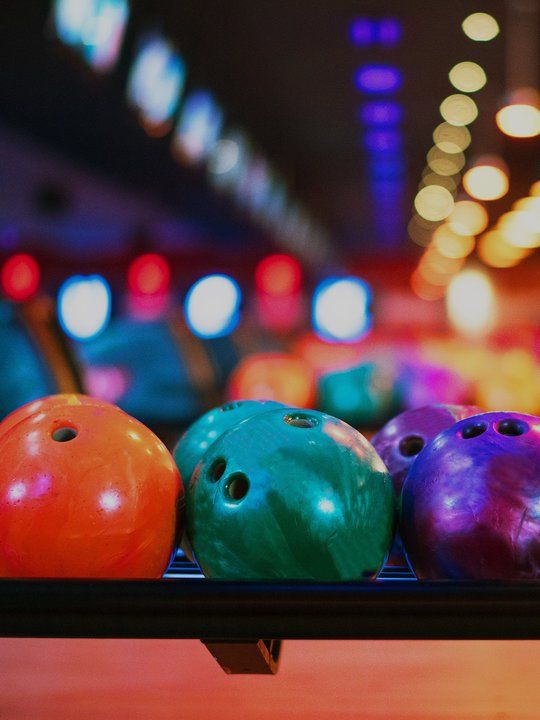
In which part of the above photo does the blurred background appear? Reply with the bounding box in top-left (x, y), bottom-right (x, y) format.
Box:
top-left (1, 4), bottom-right (540, 718)
top-left (0, 0), bottom-right (539, 447)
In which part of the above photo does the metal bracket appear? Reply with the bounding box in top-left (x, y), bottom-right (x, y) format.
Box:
top-left (202, 638), bottom-right (282, 675)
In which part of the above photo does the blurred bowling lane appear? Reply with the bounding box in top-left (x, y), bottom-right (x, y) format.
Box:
top-left (0, 638), bottom-right (539, 719)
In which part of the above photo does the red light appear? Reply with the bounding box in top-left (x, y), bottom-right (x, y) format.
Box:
top-left (255, 254), bottom-right (302, 296)
top-left (1, 254), bottom-right (40, 301)
top-left (128, 254), bottom-right (170, 296)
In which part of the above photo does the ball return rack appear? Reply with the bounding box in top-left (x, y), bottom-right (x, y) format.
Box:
top-left (1, 553), bottom-right (539, 676)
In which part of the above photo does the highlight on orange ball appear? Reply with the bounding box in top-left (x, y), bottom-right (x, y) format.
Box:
top-left (1, 253), bottom-right (40, 301)
top-left (128, 253), bottom-right (171, 296)
top-left (255, 254), bottom-right (302, 297)
top-left (227, 353), bottom-right (316, 408)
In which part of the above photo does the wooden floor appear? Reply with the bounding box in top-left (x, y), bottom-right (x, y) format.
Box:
top-left (1, 639), bottom-right (539, 719)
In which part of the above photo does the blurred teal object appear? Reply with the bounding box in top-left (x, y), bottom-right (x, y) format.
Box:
top-left (79, 318), bottom-right (202, 425)
top-left (174, 399), bottom-right (284, 489)
top-left (187, 407), bottom-right (395, 580)
top-left (0, 301), bottom-right (56, 419)
top-left (317, 362), bottom-right (399, 428)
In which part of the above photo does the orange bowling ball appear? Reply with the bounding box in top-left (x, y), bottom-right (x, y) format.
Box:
top-left (0, 399), bottom-right (182, 578)
top-left (227, 353), bottom-right (316, 408)
top-left (0, 393), bottom-right (116, 439)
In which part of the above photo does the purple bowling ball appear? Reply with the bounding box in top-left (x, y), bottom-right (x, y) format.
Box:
top-left (372, 404), bottom-right (481, 495)
top-left (401, 411), bottom-right (540, 580)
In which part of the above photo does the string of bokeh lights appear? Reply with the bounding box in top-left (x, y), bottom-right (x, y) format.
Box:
top-left (52, 0), bottom-right (331, 265)
top-left (410, 10), bottom-right (539, 311)
top-left (0, 251), bottom-right (372, 346)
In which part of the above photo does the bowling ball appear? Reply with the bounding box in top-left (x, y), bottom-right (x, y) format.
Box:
top-left (372, 404), bottom-right (481, 495)
top-left (174, 399), bottom-right (284, 489)
top-left (0, 400), bottom-right (182, 577)
top-left (401, 411), bottom-right (540, 579)
top-left (0, 393), bottom-right (113, 439)
top-left (227, 353), bottom-right (317, 408)
top-left (187, 407), bottom-right (395, 580)
top-left (317, 362), bottom-right (398, 428)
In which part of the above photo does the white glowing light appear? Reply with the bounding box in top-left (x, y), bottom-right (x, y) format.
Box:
top-left (7, 482), bottom-right (26, 503)
top-left (312, 277), bottom-right (371, 342)
top-left (127, 36), bottom-right (186, 129)
top-left (318, 498), bottom-right (336, 514)
top-left (446, 269), bottom-right (496, 337)
top-left (99, 490), bottom-right (121, 512)
top-left (58, 275), bottom-right (111, 341)
top-left (184, 274), bottom-right (241, 339)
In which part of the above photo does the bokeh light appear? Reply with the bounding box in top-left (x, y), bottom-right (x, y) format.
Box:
top-left (478, 230), bottom-right (532, 268)
top-left (448, 62), bottom-right (487, 93)
top-left (410, 269), bottom-right (446, 301)
top-left (355, 65), bottom-right (403, 94)
top-left (127, 36), bottom-right (186, 134)
top-left (414, 185), bottom-right (455, 221)
top-left (426, 146), bottom-right (465, 176)
top-left (530, 181), bottom-right (540, 197)
top-left (446, 269), bottom-right (496, 337)
top-left (1, 254), bottom-right (40, 301)
top-left (432, 224), bottom-right (475, 259)
top-left (463, 164), bottom-right (509, 201)
top-left (432, 122), bottom-right (471, 153)
top-left (312, 277), bottom-right (371, 342)
top-left (173, 90), bottom-right (223, 164)
top-left (462, 12), bottom-right (499, 42)
top-left (127, 254), bottom-right (170, 296)
top-left (440, 94), bottom-right (478, 126)
top-left (420, 172), bottom-right (459, 193)
top-left (497, 212), bottom-right (540, 248)
top-left (184, 274), bottom-right (241, 339)
top-left (53, 0), bottom-right (129, 71)
top-left (58, 275), bottom-right (112, 341)
top-left (255, 254), bottom-right (302, 296)
top-left (447, 200), bottom-right (489, 236)
top-left (359, 101), bottom-right (403, 126)
top-left (496, 104), bottom-right (540, 138)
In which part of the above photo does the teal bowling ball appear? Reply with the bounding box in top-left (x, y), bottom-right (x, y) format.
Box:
top-left (187, 407), bottom-right (395, 580)
top-left (174, 400), bottom-right (284, 488)
top-left (317, 362), bottom-right (399, 428)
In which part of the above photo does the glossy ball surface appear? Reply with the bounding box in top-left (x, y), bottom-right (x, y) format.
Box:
top-left (0, 394), bottom-right (115, 439)
top-left (401, 411), bottom-right (540, 579)
top-left (0, 402), bottom-right (182, 577)
top-left (372, 404), bottom-right (481, 495)
top-left (187, 407), bottom-right (395, 580)
top-left (174, 400), bottom-right (284, 488)
top-left (317, 362), bottom-right (398, 428)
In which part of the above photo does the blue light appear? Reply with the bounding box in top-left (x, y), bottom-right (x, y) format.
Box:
top-left (312, 278), bottom-right (371, 343)
top-left (350, 18), bottom-right (401, 47)
top-left (378, 18), bottom-right (402, 46)
top-left (58, 275), bottom-right (112, 341)
top-left (127, 36), bottom-right (186, 131)
top-left (368, 157), bottom-right (406, 180)
top-left (359, 101), bottom-right (403, 126)
top-left (53, 0), bottom-right (129, 72)
top-left (349, 18), bottom-right (375, 46)
top-left (355, 65), bottom-right (403, 94)
top-left (173, 91), bottom-right (223, 164)
top-left (364, 129), bottom-right (403, 153)
top-left (184, 274), bottom-right (241, 339)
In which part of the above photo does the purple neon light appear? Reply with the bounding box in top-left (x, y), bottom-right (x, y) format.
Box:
top-left (364, 129), bottom-right (403, 153)
top-left (359, 101), bottom-right (403, 126)
top-left (350, 18), bottom-right (375, 46)
top-left (378, 18), bottom-right (402, 46)
top-left (355, 65), bottom-right (403, 94)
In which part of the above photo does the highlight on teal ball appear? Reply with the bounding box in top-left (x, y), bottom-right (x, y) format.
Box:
top-left (186, 407), bottom-right (395, 580)
top-left (317, 361), bottom-right (399, 428)
top-left (173, 399), bottom-right (284, 488)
